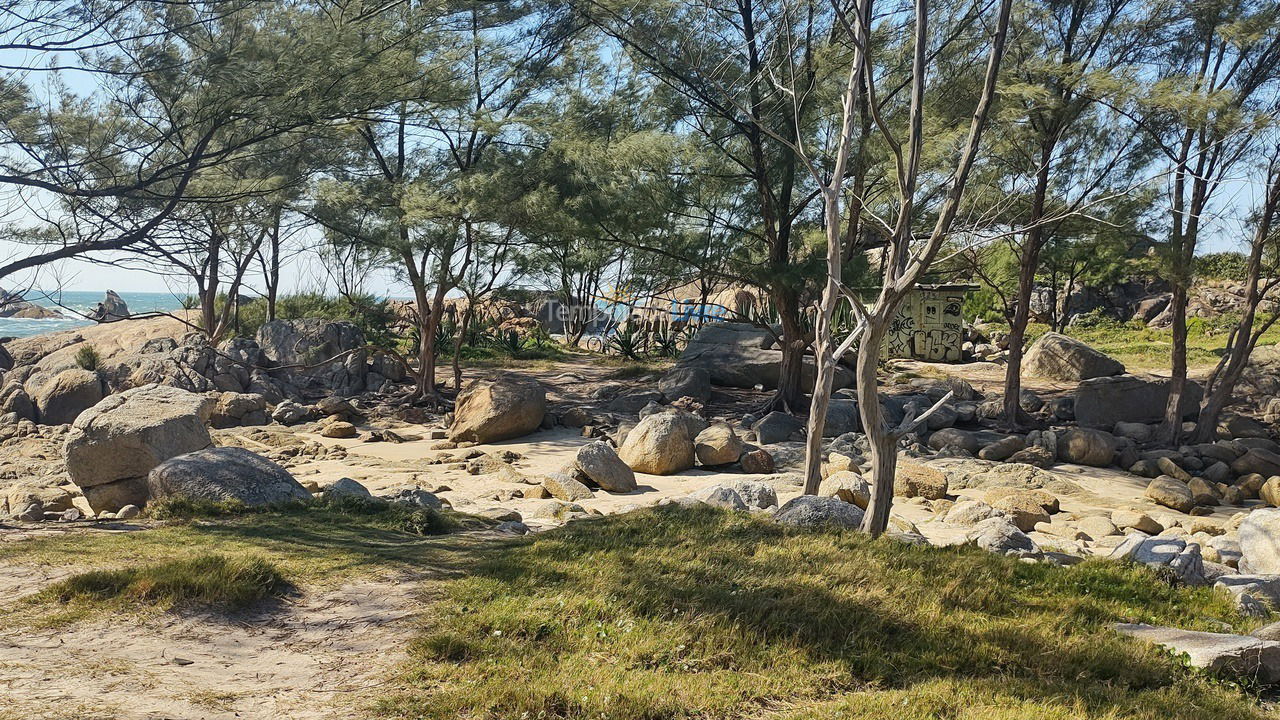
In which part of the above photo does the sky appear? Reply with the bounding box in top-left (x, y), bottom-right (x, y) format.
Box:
top-left (0, 13), bottom-right (1268, 295)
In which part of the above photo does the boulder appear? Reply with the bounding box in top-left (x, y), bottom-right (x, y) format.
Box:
top-left (1144, 475), bottom-right (1194, 513)
top-left (325, 477), bottom-right (373, 499)
top-left (1231, 448), bottom-right (1280, 478)
top-left (448, 375), bottom-right (546, 443)
top-left (739, 448), bottom-right (776, 474)
top-left (1023, 332), bottom-right (1124, 381)
top-left (1111, 509), bottom-right (1162, 534)
top-left (87, 290), bottom-right (130, 322)
top-left (926, 428), bottom-right (979, 455)
top-left (256, 318), bottom-right (368, 395)
top-left (968, 516), bottom-right (1039, 555)
top-left (1113, 624), bottom-right (1280, 684)
top-left (775, 495), bottom-right (865, 529)
top-left (895, 460), bottom-right (948, 500)
top-left (978, 435), bottom-right (1025, 461)
top-left (819, 471), bottom-right (870, 508)
top-left (693, 423), bottom-right (744, 466)
top-left (319, 420), bottom-right (358, 439)
top-left (658, 366), bottom-right (711, 403)
top-left (148, 447), bottom-right (310, 506)
top-left (34, 368), bottom-right (103, 425)
top-left (694, 486), bottom-right (748, 510)
top-left (619, 412), bottom-right (695, 475)
top-left (272, 400), bottom-right (314, 425)
top-left (678, 322), bottom-right (853, 390)
top-left (751, 412), bottom-right (803, 444)
top-left (1239, 508), bottom-right (1280, 574)
top-left (63, 385), bottom-right (214, 512)
top-left (697, 479), bottom-right (778, 509)
top-left (1057, 427), bottom-right (1116, 467)
top-left (574, 442), bottom-right (637, 493)
top-left (209, 392), bottom-right (268, 429)
top-left (988, 492), bottom-right (1051, 532)
top-left (1074, 374), bottom-right (1202, 428)
top-left (542, 471), bottom-right (594, 501)
top-left (945, 500), bottom-right (1002, 526)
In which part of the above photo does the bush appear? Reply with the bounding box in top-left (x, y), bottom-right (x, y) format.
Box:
top-left (74, 345), bottom-right (101, 371)
top-left (227, 292), bottom-right (402, 351)
top-left (1195, 252), bottom-right (1249, 281)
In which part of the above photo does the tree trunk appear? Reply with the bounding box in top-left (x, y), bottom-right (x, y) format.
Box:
top-left (772, 290), bottom-right (806, 413)
top-left (802, 191), bottom-right (844, 495)
top-left (1160, 282), bottom-right (1189, 444)
top-left (452, 306), bottom-right (474, 391)
top-left (856, 321), bottom-right (894, 537)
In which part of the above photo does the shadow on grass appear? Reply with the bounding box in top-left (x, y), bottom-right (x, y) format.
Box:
top-left (378, 505), bottom-right (1270, 720)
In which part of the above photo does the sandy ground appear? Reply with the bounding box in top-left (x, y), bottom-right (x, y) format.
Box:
top-left (0, 573), bottom-right (423, 720)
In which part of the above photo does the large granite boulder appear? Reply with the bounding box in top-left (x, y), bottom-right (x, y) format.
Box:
top-left (256, 318), bottom-right (367, 395)
top-left (775, 495), bottom-right (865, 528)
top-left (448, 375), bottom-right (546, 443)
top-left (1023, 332), bottom-right (1124, 382)
top-left (574, 441), bottom-right (637, 493)
top-left (148, 447), bottom-right (310, 506)
top-left (1057, 427), bottom-right (1116, 467)
top-left (658, 366), bottom-right (711, 403)
top-left (1074, 374), bottom-right (1202, 428)
top-left (62, 385), bottom-right (214, 512)
top-left (1114, 624), bottom-right (1280, 684)
top-left (618, 412), bottom-right (695, 475)
top-left (1239, 508), bottom-right (1280, 575)
top-left (33, 368), bottom-right (103, 425)
top-left (677, 322), bottom-right (852, 390)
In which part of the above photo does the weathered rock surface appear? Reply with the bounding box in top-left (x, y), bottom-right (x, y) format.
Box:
top-left (257, 318), bottom-right (368, 395)
top-left (678, 322), bottom-right (852, 390)
top-left (34, 368), bottom-right (103, 425)
top-left (63, 385), bottom-right (214, 511)
top-left (574, 441), bottom-right (637, 493)
top-left (658, 366), bottom-right (711, 403)
top-left (448, 375), bottom-right (546, 443)
top-left (1144, 475), bottom-right (1195, 513)
top-left (1239, 508), bottom-right (1280, 575)
top-left (1114, 624), bottom-right (1280, 684)
top-left (693, 423), bottom-right (744, 466)
top-left (148, 447), bottom-right (310, 505)
top-left (619, 412), bottom-right (695, 475)
top-left (1023, 332), bottom-right (1125, 382)
top-left (775, 495), bottom-right (865, 528)
top-left (1057, 427), bottom-right (1116, 467)
top-left (1074, 374), bottom-right (1202, 428)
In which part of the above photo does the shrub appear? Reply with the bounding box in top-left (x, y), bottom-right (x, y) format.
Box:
top-left (1195, 252), bottom-right (1249, 281)
top-left (74, 345), bottom-right (101, 371)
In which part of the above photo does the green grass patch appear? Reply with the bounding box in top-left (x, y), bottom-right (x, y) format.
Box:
top-left (1002, 316), bottom-right (1280, 371)
top-left (145, 494), bottom-right (485, 537)
top-left (377, 506), bottom-right (1269, 720)
top-left (35, 553), bottom-right (288, 612)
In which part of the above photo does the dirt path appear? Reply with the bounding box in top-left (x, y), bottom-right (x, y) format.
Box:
top-left (0, 572), bottom-right (424, 720)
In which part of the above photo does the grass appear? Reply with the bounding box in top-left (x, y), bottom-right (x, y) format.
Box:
top-left (4, 503), bottom-right (1274, 717)
top-left (35, 553), bottom-right (288, 612)
top-left (1, 496), bottom-right (494, 627)
top-left (376, 506), bottom-right (1271, 720)
top-left (1021, 317), bottom-right (1280, 370)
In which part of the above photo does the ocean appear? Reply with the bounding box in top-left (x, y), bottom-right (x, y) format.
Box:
top-left (0, 290), bottom-right (190, 339)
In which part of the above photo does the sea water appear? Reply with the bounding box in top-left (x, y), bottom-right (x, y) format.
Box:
top-left (0, 290), bottom-right (189, 339)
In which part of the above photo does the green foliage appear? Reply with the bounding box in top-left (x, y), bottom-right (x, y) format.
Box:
top-left (74, 345), bottom-right (101, 371)
top-left (231, 293), bottom-right (400, 351)
top-left (35, 554), bottom-right (288, 612)
top-left (377, 507), bottom-right (1266, 720)
top-left (1195, 252), bottom-right (1250, 281)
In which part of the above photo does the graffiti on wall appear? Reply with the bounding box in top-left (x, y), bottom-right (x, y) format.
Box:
top-left (884, 289), bottom-right (966, 362)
